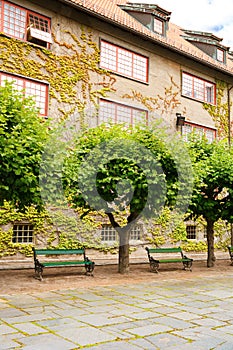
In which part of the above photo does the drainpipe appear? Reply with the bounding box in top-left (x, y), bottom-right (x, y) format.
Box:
top-left (227, 85), bottom-right (233, 244)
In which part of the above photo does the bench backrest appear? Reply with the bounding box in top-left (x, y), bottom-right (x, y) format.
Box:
top-left (33, 248), bottom-right (85, 260)
top-left (228, 246), bottom-right (233, 252)
top-left (146, 247), bottom-right (182, 254)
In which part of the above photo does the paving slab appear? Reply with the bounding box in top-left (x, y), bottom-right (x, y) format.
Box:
top-left (1, 274), bottom-right (233, 349)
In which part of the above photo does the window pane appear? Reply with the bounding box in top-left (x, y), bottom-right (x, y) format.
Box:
top-left (3, 2), bottom-right (26, 39)
top-left (154, 18), bottom-right (163, 34)
top-left (182, 72), bottom-right (215, 103)
top-left (100, 41), bottom-right (148, 82)
top-left (99, 99), bottom-right (147, 125)
top-left (12, 224), bottom-right (33, 243)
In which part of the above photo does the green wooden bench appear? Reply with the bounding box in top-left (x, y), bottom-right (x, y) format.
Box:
top-left (227, 246), bottom-right (233, 265)
top-left (145, 247), bottom-right (193, 273)
top-left (33, 247), bottom-right (95, 281)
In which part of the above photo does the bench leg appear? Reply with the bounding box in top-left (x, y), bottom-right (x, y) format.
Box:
top-left (85, 262), bottom-right (95, 276)
top-left (34, 259), bottom-right (44, 281)
top-left (183, 260), bottom-right (192, 271)
top-left (149, 259), bottom-right (159, 273)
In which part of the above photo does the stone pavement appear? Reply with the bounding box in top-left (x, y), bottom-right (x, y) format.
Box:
top-left (1, 274), bottom-right (233, 350)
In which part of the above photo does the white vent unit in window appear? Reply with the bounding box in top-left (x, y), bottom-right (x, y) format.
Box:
top-left (27, 27), bottom-right (53, 45)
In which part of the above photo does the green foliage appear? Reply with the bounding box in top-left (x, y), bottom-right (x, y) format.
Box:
top-left (187, 136), bottom-right (233, 223)
top-left (0, 83), bottom-right (49, 209)
top-left (62, 123), bottom-right (185, 226)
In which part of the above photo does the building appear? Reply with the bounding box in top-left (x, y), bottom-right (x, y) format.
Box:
top-left (0, 0), bottom-right (233, 264)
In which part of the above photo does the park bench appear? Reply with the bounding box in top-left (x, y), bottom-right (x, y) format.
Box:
top-left (32, 247), bottom-right (95, 281)
top-left (227, 246), bottom-right (233, 265)
top-left (145, 246), bottom-right (193, 273)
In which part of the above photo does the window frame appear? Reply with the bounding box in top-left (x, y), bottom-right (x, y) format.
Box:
top-left (182, 72), bottom-right (216, 104)
top-left (216, 48), bottom-right (225, 63)
top-left (99, 99), bottom-right (148, 126)
top-left (100, 224), bottom-right (142, 242)
top-left (153, 17), bottom-right (164, 35)
top-left (100, 40), bottom-right (149, 83)
top-left (182, 121), bottom-right (216, 142)
top-left (12, 222), bottom-right (34, 244)
top-left (0, 71), bottom-right (49, 117)
top-left (186, 224), bottom-right (197, 240)
top-left (0, 0), bottom-right (52, 48)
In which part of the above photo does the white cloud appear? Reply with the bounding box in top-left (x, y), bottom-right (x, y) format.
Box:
top-left (129, 0), bottom-right (233, 49)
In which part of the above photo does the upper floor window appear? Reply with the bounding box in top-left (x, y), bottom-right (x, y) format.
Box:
top-left (182, 122), bottom-right (216, 143)
top-left (99, 99), bottom-right (148, 126)
top-left (182, 72), bottom-right (216, 104)
top-left (0, 0), bottom-right (52, 48)
top-left (0, 72), bottom-right (49, 117)
top-left (216, 48), bottom-right (225, 62)
top-left (100, 40), bottom-right (148, 83)
top-left (153, 18), bottom-right (163, 35)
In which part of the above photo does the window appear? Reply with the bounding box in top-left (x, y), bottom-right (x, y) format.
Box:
top-left (100, 40), bottom-right (148, 83)
top-left (0, 0), bottom-right (52, 47)
top-left (182, 122), bottom-right (216, 142)
top-left (12, 223), bottom-right (33, 243)
top-left (101, 224), bottom-right (142, 242)
top-left (153, 18), bottom-right (163, 35)
top-left (99, 99), bottom-right (147, 125)
top-left (0, 72), bottom-right (49, 116)
top-left (186, 225), bottom-right (196, 240)
top-left (182, 72), bottom-right (216, 104)
top-left (216, 48), bottom-right (224, 62)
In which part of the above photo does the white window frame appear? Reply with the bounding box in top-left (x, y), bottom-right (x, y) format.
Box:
top-left (216, 48), bottom-right (224, 63)
top-left (100, 40), bottom-right (148, 83)
top-left (153, 17), bottom-right (163, 35)
top-left (101, 224), bottom-right (142, 242)
top-left (12, 222), bottom-right (34, 243)
top-left (186, 224), bottom-right (196, 240)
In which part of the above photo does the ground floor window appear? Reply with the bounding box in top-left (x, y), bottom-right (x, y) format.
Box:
top-left (186, 225), bottom-right (196, 240)
top-left (101, 224), bottom-right (142, 242)
top-left (12, 223), bottom-right (33, 243)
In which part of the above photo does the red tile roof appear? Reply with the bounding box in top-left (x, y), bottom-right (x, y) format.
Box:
top-left (62, 0), bottom-right (233, 75)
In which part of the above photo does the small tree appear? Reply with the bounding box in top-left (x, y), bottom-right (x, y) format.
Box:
top-left (187, 136), bottom-right (233, 267)
top-left (58, 123), bottom-right (192, 273)
top-left (0, 83), bottom-right (49, 209)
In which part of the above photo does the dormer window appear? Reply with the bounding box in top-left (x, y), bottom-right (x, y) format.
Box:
top-left (182, 30), bottom-right (228, 64)
top-left (154, 17), bottom-right (163, 35)
top-left (216, 48), bottom-right (224, 62)
top-left (119, 3), bottom-right (171, 37)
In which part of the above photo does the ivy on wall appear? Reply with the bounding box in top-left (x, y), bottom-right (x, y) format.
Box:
top-left (203, 80), bottom-right (230, 139)
top-left (0, 27), bottom-right (116, 123)
top-left (122, 76), bottom-right (187, 118)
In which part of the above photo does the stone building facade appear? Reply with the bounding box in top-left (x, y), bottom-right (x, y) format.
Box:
top-left (1, 0), bottom-right (233, 264)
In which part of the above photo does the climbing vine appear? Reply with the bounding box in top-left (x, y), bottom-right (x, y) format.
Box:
top-left (0, 26), bottom-right (116, 124)
top-left (122, 76), bottom-right (186, 117)
top-left (203, 80), bottom-right (230, 139)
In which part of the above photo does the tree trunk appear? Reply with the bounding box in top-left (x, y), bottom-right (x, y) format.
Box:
top-left (118, 229), bottom-right (130, 274)
top-left (206, 218), bottom-right (215, 268)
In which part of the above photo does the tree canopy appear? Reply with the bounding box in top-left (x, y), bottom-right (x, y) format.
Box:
top-left (187, 135), bottom-right (233, 266)
top-left (0, 83), bottom-right (49, 209)
top-left (43, 122), bottom-right (193, 273)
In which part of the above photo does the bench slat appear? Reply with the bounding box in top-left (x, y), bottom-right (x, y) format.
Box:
top-left (34, 249), bottom-right (84, 255)
top-left (42, 261), bottom-right (92, 267)
top-left (147, 248), bottom-right (182, 254)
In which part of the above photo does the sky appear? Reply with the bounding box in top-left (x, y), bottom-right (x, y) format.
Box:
top-left (129, 0), bottom-right (233, 50)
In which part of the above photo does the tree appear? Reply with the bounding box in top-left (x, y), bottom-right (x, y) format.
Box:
top-left (187, 136), bottom-right (233, 267)
top-left (0, 83), bottom-right (49, 209)
top-left (56, 123), bottom-right (193, 273)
